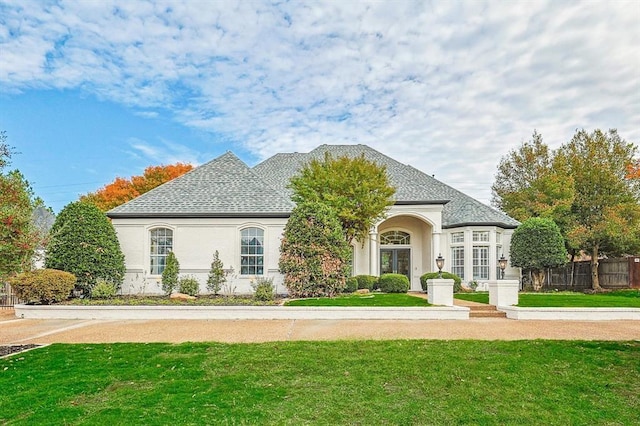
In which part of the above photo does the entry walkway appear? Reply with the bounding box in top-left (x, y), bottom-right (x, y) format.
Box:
top-left (1, 309), bottom-right (639, 344)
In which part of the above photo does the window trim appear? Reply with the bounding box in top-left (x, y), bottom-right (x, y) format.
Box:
top-left (239, 226), bottom-right (265, 276)
top-left (148, 226), bottom-right (175, 276)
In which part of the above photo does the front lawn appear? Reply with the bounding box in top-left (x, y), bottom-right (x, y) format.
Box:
top-left (285, 292), bottom-right (430, 307)
top-left (60, 295), bottom-right (282, 306)
top-left (455, 289), bottom-right (640, 307)
top-left (1, 341), bottom-right (639, 424)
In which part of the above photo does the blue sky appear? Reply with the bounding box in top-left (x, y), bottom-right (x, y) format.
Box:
top-left (1, 0), bottom-right (638, 213)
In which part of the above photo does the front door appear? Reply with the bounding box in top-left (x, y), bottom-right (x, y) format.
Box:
top-left (380, 248), bottom-right (411, 281)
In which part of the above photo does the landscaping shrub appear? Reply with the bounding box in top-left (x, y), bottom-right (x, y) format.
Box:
top-left (162, 252), bottom-right (180, 295)
top-left (252, 277), bottom-right (275, 301)
top-left (378, 273), bottom-right (410, 293)
top-left (344, 277), bottom-right (358, 293)
top-left (91, 279), bottom-right (117, 299)
top-left (420, 272), bottom-right (463, 292)
top-left (206, 250), bottom-right (226, 295)
top-left (8, 269), bottom-right (75, 304)
top-left (178, 275), bottom-right (199, 296)
top-left (355, 275), bottom-right (378, 290)
top-left (279, 201), bottom-right (351, 297)
top-left (45, 201), bottom-right (125, 296)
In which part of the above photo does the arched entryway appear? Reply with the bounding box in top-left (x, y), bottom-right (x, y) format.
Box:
top-left (376, 215), bottom-right (434, 291)
top-left (380, 231), bottom-right (411, 280)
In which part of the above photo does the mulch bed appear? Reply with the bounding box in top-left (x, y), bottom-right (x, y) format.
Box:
top-left (0, 344), bottom-right (41, 358)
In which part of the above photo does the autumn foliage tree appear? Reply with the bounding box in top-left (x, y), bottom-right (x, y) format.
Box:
top-left (0, 131), bottom-right (43, 281)
top-left (81, 163), bottom-right (193, 211)
top-left (493, 128), bottom-right (639, 291)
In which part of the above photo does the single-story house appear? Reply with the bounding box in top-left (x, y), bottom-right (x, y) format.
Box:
top-left (107, 144), bottom-right (520, 294)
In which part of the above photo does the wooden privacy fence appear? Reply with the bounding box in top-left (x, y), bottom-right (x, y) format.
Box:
top-left (523, 257), bottom-right (640, 291)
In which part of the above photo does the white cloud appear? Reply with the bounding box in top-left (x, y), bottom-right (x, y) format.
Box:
top-left (1, 0), bottom-right (638, 205)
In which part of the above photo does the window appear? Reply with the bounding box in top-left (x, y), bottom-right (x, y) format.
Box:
top-left (451, 246), bottom-right (465, 279)
top-left (473, 246), bottom-right (489, 280)
top-left (150, 228), bottom-right (173, 275)
top-left (240, 227), bottom-right (264, 275)
top-left (380, 230), bottom-right (410, 245)
top-left (451, 232), bottom-right (464, 243)
top-left (473, 231), bottom-right (489, 242)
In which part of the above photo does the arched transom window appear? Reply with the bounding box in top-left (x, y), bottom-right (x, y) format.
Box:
top-left (150, 228), bottom-right (173, 275)
top-left (240, 227), bottom-right (264, 275)
top-left (380, 230), bottom-right (411, 245)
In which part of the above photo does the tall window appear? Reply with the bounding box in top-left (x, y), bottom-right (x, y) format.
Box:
top-left (380, 230), bottom-right (410, 245)
top-left (240, 227), bottom-right (264, 275)
top-left (150, 228), bottom-right (173, 275)
top-left (473, 246), bottom-right (489, 280)
top-left (451, 246), bottom-right (465, 279)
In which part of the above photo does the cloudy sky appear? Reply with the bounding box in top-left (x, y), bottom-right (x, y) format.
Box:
top-left (1, 0), bottom-right (638, 213)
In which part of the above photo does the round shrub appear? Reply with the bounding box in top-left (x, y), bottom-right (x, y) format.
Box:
top-left (355, 275), bottom-right (378, 290)
top-left (45, 201), bottom-right (125, 296)
top-left (91, 279), bottom-right (117, 299)
top-left (344, 277), bottom-right (358, 293)
top-left (178, 276), bottom-right (199, 297)
top-left (378, 273), bottom-right (410, 293)
top-left (420, 272), bottom-right (463, 292)
top-left (9, 269), bottom-right (75, 304)
top-left (252, 277), bottom-right (275, 301)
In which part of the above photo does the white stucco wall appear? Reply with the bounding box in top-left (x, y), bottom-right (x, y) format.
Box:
top-left (112, 217), bottom-right (287, 295)
top-left (112, 205), bottom-right (518, 296)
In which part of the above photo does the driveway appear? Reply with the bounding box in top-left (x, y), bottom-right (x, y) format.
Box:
top-left (2, 309), bottom-right (639, 344)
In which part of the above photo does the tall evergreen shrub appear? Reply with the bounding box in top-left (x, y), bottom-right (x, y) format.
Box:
top-left (45, 201), bottom-right (125, 295)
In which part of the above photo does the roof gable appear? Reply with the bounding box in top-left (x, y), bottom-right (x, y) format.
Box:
top-left (253, 144), bottom-right (519, 228)
top-left (108, 152), bottom-right (295, 217)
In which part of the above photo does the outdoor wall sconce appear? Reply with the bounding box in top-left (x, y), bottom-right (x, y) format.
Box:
top-left (498, 254), bottom-right (508, 279)
top-left (436, 253), bottom-right (445, 278)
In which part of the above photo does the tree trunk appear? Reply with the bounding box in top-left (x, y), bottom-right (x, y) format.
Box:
top-left (532, 269), bottom-right (545, 291)
top-left (591, 245), bottom-right (602, 291)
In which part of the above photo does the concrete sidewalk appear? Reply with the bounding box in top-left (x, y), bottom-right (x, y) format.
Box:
top-left (2, 309), bottom-right (639, 344)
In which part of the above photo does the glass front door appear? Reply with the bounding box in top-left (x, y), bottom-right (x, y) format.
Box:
top-left (380, 248), bottom-right (411, 281)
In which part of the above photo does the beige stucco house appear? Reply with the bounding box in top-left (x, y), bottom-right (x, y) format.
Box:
top-left (107, 145), bottom-right (519, 294)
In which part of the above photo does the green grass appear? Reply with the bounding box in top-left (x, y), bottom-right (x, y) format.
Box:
top-left (455, 290), bottom-right (640, 307)
top-left (1, 341), bottom-right (639, 424)
top-left (285, 292), bottom-right (430, 306)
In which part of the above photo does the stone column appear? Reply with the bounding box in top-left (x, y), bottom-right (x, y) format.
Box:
top-left (427, 278), bottom-right (454, 306)
top-left (369, 230), bottom-right (378, 276)
top-left (488, 280), bottom-right (519, 307)
top-left (432, 231), bottom-right (441, 271)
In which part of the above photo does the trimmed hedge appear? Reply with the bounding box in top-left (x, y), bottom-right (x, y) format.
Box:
top-left (9, 269), bottom-right (75, 304)
top-left (378, 273), bottom-right (410, 293)
top-left (344, 277), bottom-right (358, 293)
top-left (420, 272), bottom-right (463, 292)
top-left (355, 275), bottom-right (378, 290)
top-left (178, 276), bottom-right (199, 297)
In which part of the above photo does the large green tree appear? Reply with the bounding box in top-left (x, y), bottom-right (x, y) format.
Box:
top-left (46, 201), bottom-right (125, 295)
top-left (0, 131), bottom-right (42, 281)
top-left (493, 129), bottom-right (639, 291)
top-left (279, 201), bottom-right (351, 297)
top-left (510, 218), bottom-right (568, 291)
top-left (289, 153), bottom-right (396, 245)
top-left (557, 129), bottom-right (640, 290)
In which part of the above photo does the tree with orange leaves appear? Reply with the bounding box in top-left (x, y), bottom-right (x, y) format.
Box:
top-left (81, 163), bottom-right (193, 211)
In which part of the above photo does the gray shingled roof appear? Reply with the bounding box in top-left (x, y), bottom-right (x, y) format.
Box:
top-left (107, 152), bottom-right (295, 217)
top-left (108, 144), bottom-right (519, 228)
top-left (253, 144), bottom-right (519, 228)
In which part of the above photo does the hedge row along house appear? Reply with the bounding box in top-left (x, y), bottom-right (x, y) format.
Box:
top-left (107, 145), bottom-right (520, 294)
